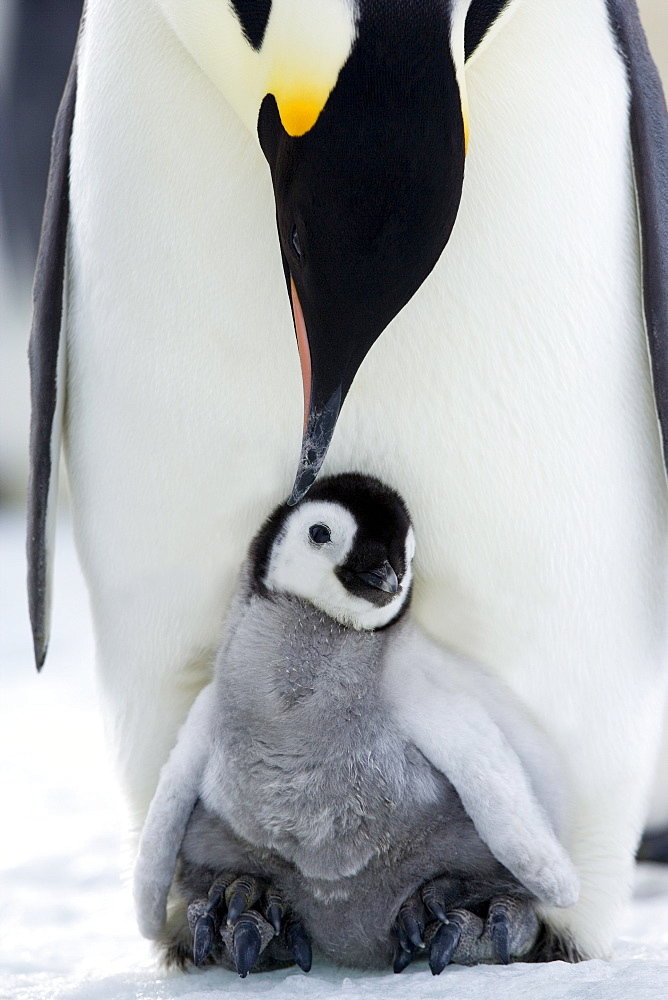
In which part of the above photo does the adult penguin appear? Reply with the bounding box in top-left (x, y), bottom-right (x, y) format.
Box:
top-left (28, 0), bottom-right (668, 961)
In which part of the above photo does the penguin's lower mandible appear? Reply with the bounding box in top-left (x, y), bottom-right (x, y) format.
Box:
top-left (28, 0), bottom-right (668, 960)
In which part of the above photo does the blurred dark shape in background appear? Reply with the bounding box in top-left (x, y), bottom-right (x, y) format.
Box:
top-left (0, 0), bottom-right (82, 279)
top-left (0, 0), bottom-right (82, 503)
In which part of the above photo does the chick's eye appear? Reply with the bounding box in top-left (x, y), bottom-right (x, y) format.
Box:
top-left (309, 523), bottom-right (331, 544)
top-left (291, 225), bottom-right (302, 260)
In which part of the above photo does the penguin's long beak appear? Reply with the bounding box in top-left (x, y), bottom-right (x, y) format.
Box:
top-left (288, 388), bottom-right (342, 506)
top-left (269, 25), bottom-right (467, 506)
top-left (288, 280), bottom-right (344, 505)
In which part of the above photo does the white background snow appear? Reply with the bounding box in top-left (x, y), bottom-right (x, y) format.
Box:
top-left (2, 512), bottom-right (668, 1000)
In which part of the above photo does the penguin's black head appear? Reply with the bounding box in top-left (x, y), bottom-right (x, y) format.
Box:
top-left (251, 473), bottom-right (415, 630)
top-left (257, 1), bottom-right (467, 502)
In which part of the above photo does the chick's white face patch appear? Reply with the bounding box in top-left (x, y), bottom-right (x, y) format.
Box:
top-left (265, 501), bottom-right (415, 630)
top-left (264, 500), bottom-right (357, 605)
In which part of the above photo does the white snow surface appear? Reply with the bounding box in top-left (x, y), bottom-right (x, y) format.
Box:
top-left (2, 511), bottom-right (668, 1000)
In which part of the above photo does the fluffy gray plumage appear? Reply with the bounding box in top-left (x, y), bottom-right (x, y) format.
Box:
top-left (180, 592), bottom-right (531, 969)
top-left (134, 475), bottom-right (578, 972)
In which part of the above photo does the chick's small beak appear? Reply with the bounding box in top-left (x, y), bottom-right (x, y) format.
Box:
top-left (355, 561), bottom-right (399, 595)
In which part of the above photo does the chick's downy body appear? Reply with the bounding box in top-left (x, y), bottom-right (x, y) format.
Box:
top-left (180, 596), bottom-right (525, 970)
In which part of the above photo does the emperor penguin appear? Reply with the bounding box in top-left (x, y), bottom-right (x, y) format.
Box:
top-left (134, 473), bottom-right (578, 974)
top-left (28, 0), bottom-right (668, 961)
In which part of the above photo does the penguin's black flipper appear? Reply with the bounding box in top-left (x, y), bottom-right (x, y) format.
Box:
top-left (606, 2), bottom-right (668, 468)
top-left (27, 46), bottom-right (78, 671)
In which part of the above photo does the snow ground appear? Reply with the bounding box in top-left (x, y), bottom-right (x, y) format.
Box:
top-left (2, 510), bottom-right (668, 1000)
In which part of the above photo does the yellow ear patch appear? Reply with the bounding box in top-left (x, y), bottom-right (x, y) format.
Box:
top-left (269, 65), bottom-right (338, 136)
top-left (262, 0), bottom-right (358, 137)
top-left (275, 93), bottom-right (328, 137)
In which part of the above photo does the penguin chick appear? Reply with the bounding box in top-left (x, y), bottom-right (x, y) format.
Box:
top-left (135, 474), bottom-right (579, 974)
top-left (254, 470), bottom-right (415, 631)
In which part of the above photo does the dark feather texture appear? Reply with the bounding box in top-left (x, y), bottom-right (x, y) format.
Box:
top-left (606, 0), bottom-right (668, 467)
top-left (27, 45), bottom-right (77, 670)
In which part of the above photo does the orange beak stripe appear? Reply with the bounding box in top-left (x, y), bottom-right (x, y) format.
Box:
top-left (291, 278), bottom-right (312, 434)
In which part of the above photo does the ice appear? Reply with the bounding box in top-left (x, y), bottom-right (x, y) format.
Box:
top-left (1, 510), bottom-right (668, 999)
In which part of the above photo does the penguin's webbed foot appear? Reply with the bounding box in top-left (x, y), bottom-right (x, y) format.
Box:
top-left (186, 870), bottom-right (312, 976)
top-left (393, 881), bottom-right (538, 975)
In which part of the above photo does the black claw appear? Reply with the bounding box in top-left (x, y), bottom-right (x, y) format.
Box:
top-left (490, 911), bottom-right (511, 965)
top-left (402, 915), bottom-right (425, 950)
top-left (193, 913), bottom-right (216, 966)
top-left (425, 899), bottom-right (448, 924)
top-left (287, 920), bottom-right (312, 973)
top-left (226, 890), bottom-right (248, 926)
top-left (397, 922), bottom-right (412, 955)
top-left (393, 946), bottom-right (415, 973)
top-left (267, 903), bottom-right (282, 935)
top-left (429, 921), bottom-right (461, 976)
top-left (233, 920), bottom-right (262, 978)
top-left (205, 888), bottom-right (224, 915)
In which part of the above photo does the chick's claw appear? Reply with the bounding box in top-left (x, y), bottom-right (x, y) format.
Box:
top-left (437, 907), bottom-right (486, 969)
top-left (220, 909), bottom-right (276, 977)
top-left (193, 913), bottom-right (217, 966)
top-left (285, 917), bottom-right (312, 972)
top-left (489, 906), bottom-right (511, 964)
top-left (396, 894), bottom-right (427, 950)
top-left (427, 918), bottom-right (462, 976)
top-left (186, 897), bottom-right (220, 967)
top-left (393, 944), bottom-right (416, 974)
top-left (485, 896), bottom-right (539, 963)
top-left (264, 886), bottom-right (284, 934)
top-left (225, 874), bottom-right (266, 925)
